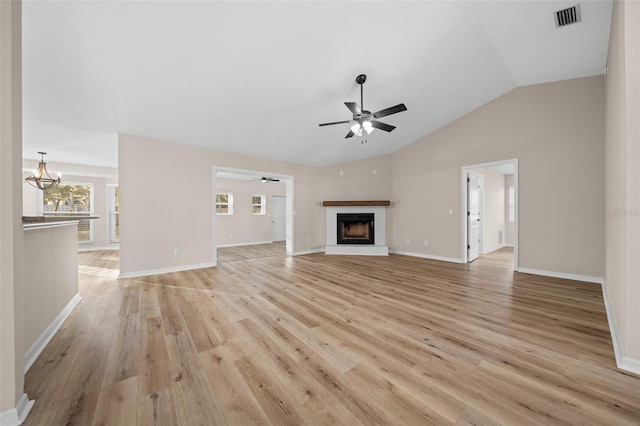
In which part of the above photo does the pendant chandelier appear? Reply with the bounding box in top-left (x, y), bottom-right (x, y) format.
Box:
top-left (25, 152), bottom-right (60, 190)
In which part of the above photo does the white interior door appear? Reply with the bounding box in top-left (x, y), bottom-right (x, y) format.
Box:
top-left (467, 172), bottom-right (481, 262)
top-left (271, 195), bottom-right (286, 242)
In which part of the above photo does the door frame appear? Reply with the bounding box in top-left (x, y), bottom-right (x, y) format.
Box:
top-left (461, 158), bottom-right (518, 271)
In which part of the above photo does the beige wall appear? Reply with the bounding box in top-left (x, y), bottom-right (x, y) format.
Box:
top-left (605, 0), bottom-right (640, 366)
top-left (0, 0), bottom-right (27, 413)
top-left (505, 174), bottom-right (515, 246)
top-left (474, 167), bottom-right (505, 254)
top-left (216, 178), bottom-right (286, 246)
top-left (320, 154), bottom-right (393, 201)
top-left (118, 134), bottom-right (324, 276)
top-left (23, 223), bottom-right (79, 352)
top-left (22, 160), bottom-right (119, 250)
top-left (391, 76), bottom-right (605, 277)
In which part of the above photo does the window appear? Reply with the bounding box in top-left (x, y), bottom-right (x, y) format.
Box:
top-left (252, 194), bottom-right (266, 215)
top-left (216, 192), bottom-right (233, 215)
top-left (108, 185), bottom-right (119, 242)
top-left (42, 183), bottom-right (94, 242)
top-left (508, 185), bottom-right (515, 223)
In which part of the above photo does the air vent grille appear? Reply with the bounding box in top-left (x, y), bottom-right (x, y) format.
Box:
top-left (555, 4), bottom-right (581, 28)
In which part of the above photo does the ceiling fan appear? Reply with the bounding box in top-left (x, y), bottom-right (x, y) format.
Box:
top-left (252, 176), bottom-right (280, 183)
top-left (319, 74), bottom-right (407, 139)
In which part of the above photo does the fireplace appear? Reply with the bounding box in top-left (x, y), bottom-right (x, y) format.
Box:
top-left (337, 213), bottom-right (374, 245)
top-left (324, 202), bottom-right (389, 256)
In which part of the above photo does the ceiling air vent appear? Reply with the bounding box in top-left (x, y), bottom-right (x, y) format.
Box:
top-left (555, 4), bottom-right (581, 28)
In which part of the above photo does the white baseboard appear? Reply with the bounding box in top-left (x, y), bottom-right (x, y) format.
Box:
top-left (0, 394), bottom-right (35, 426)
top-left (620, 356), bottom-right (640, 376)
top-left (601, 281), bottom-right (623, 366)
top-left (118, 262), bottom-right (217, 279)
top-left (217, 240), bottom-right (273, 248)
top-left (25, 293), bottom-right (82, 372)
top-left (389, 250), bottom-right (462, 264)
top-left (516, 267), bottom-right (604, 284)
top-left (77, 245), bottom-right (119, 252)
top-left (600, 281), bottom-right (640, 376)
top-left (293, 248), bottom-right (325, 256)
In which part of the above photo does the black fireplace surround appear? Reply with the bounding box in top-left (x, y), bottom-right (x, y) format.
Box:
top-left (337, 213), bottom-right (375, 245)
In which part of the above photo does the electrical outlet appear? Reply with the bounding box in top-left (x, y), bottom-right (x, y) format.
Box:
top-left (405, 238), bottom-right (410, 244)
top-left (372, 169), bottom-right (377, 175)
top-left (449, 209), bottom-right (454, 215)
top-left (174, 248), bottom-right (180, 256)
top-left (424, 240), bottom-right (429, 246)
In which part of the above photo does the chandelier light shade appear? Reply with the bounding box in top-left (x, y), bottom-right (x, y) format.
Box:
top-left (25, 152), bottom-right (60, 190)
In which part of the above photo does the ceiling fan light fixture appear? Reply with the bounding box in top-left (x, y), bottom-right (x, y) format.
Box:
top-left (319, 74), bottom-right (407, 140)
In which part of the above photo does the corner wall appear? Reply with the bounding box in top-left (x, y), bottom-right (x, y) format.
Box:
top-left (604, 0), bottom-right (640, 371)
top-left (391, 76), bottom-right (605, 279)
top-left (0, 0), bottom-right (32, 422)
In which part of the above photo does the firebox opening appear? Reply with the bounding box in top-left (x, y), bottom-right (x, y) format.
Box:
top-left (337, 213), bottom-right (375, 245)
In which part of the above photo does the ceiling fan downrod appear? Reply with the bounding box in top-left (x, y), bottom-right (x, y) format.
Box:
top-left (356, 74), bottom-right (367, 113)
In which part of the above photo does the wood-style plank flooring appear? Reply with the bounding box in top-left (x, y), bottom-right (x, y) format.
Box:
top-left (217, 241), bottom-right (286, 264)
top-left (24, 247), bottom-right (640, 425)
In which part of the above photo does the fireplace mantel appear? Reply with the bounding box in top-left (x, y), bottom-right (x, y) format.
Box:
top-left (322, 200), bottom-right (390, 207)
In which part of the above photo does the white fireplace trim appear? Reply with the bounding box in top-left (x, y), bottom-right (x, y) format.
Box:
top-left (325, 206), bottom-right (388, 256)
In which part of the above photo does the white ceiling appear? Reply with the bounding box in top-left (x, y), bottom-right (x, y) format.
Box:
top-left (22, 0), bottom-right (613, 169)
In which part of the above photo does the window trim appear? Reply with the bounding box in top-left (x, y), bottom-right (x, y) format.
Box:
top-left (216, 191), bottom-right (234, 215)
top-left (107, 184), bottom-right (119, 243)
top-left (252, 194), bottom-right (266, 215)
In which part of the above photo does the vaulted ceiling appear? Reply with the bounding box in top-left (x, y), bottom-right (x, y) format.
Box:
top-left (22, 1), bottom-right (613, 169)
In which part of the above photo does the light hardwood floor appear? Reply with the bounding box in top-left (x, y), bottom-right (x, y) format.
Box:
top-left (217, 242), bottom-right (286, 264)
top-left (24, 247), bottom-right (640, 425)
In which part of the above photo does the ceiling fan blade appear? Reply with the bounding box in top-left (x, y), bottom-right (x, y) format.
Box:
top-left (370, 120), bottom-right (396, 132)
top-left (319, 120), bottom-right (351, 127)
top-left (345, 102), bottom-right (362, 115)
top-left (345, 130), bottom-right (355, 138)
top-left (372, 103), bottom-right (407, 119)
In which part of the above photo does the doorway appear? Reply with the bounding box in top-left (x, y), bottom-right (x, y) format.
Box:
top-left (213, 167), bottom-right (294, 266)
top-left (462, 159), bottom-right (518, 270)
